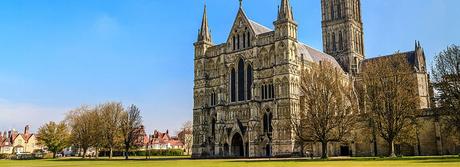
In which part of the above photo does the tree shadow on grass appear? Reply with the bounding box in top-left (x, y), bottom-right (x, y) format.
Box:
top-left (50, 157), bottom-right (192, 162)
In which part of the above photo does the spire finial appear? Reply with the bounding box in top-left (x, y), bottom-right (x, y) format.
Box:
top-left (239, 0), bottom-right (243, 8)
top-left (197, 2), bottom-right (211, 43)
top-left (278, 0), bottom-right (294, 21)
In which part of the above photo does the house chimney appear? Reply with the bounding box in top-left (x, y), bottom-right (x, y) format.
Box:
top-left (3, 131), bottom-right (6, 138)
top-left (24, 125), bottom-right (30, 134)
top-left (8, 130), bottom-right (11, 138)
top-left (166, 130), bottom-right (169, 135)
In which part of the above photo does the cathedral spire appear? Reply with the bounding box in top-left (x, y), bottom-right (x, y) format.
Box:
top-left (277, 0), bottom-right (294, 21)
top-left (197, 3), bottom-right (211, 43)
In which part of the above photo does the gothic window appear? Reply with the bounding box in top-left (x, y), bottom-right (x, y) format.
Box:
top-left (261, 85), bottom-right (265, 99)
top-left (238, 59), bottom-right (245, 101)
top-left (247, 65), bottom-right (253, 100)
top-left (339, 31), bottom-right (343, 51)
top-left (330, 1), bottom-right (334, 20)
top-left (211, 118), bottom-right (216, 139)
top-left (233, 36), bottom-right (236, 50)
top-left (210, 92), bottom-right (217, 106)
top-left (243, 33), bottom-right (246, 49)
top-left (337, 0), bottom-right (342, 18)
top-left (263, 110), bottom-right (273, 134)
top-left (247, 32), bottom-right (251, 47)
top-left (231, 68), bottom-right (236, 102)
top-left (332, 32), bottom-right (336, 51)
top-left (261, 84), bottom-right (275, 100)
top-left (237, 34), bottom-right (240, 50)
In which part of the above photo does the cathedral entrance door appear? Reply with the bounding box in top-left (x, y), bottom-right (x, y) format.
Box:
top-left (231, 133), bottom-right (244, 157)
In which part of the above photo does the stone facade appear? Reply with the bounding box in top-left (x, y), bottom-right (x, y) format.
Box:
top-left (322, 0), bottom-right (364, 75)
top-left (192, 0), bottom-right (459, 158)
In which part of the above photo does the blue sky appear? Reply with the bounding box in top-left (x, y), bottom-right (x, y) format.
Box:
top-left (0, 0), bottom-right (459, 134)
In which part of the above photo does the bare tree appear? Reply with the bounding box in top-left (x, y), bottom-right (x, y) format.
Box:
top-left (361, 54), bottom-right (419, 157)
top-left (66, 106), bottom-right (93, 158)
top-left (432, 45), bottom-right (460, 139)
top-left (37, 121), bottom-right (70, 158)
top-left (293, 62), bottom-right (358, 159)
top-left (100, 102), bottom-right (124, 159)
top-left (120, 104), bottom-right (143, 160)
top-left (178, 121), bottom-right (193, 155)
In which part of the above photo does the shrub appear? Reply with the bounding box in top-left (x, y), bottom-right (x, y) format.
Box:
top-left (98, 149), bottom-right (184, 157)
top-left (0, 154), bottom-right (11, 159)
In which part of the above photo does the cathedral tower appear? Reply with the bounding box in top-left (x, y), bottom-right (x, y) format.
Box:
top-left (321, 0), bottom-right (364, 74)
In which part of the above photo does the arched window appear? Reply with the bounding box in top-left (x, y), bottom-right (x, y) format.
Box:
top-left (247, 32), bottom-right (251, 47)
top-left (238, 59), bottom-right (245, 101)
top-left (339, 31), bottom-right (343, 51)
top-left (211, 118), bottom-right (216, 139)
top-left (247, 65), bottom-right (253, 100)
top-left (233, 36), bottom-right (236, 50)
top-left (237, 34), bottom-right (240, 50)
top-left (337, 0), bottom-right (342, 18)
top-left (332, 32), bottom-right (336, 51)
top-left (231, 68), bottom-right (236, 102)
top-left (243, 33), bottom-right (246, 49)
top-left (330, 0), bottom-right (334, 20)
top-left (263, 110), bottom-right (273, 134)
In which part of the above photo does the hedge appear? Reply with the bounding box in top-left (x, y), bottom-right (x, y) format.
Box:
top-left (0, 154), bottom-right (10, 159)
top-left (98, 149), bottom-right (184, 157)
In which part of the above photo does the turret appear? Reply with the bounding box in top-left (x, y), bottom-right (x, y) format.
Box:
top-left (274, 0), bottom-right (297, 40)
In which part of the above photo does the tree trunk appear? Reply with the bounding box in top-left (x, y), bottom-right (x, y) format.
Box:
top-left (321, 142), bottom-right (328, 159)
top-left (388, 140), bottom-right (396, 157)
top-left (109, 147), bottom-right (113, 159)
top-left (300, 142), bottom-right (305, 157)
top-left (125, 145), bottom-right (129, 160)
top-left (372, 124), bottom-right (378, 157)
top-left (95, 147), bottom-right (99, 159)
top-left (53, 152), bottom-right (56, 159)
top-left (82, 147), bottom-right (88, 159)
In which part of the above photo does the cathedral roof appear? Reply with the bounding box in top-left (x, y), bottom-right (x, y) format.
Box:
top-left (248, 19), bottom-right (272, 35)
top-left (297, 43), bottom-right (344, 72)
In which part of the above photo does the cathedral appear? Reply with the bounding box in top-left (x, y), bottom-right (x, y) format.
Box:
top-left (192, 0), bottom-right (456, 158)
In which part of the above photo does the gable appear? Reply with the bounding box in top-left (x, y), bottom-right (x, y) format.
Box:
top-left (226, 8), bottom-right (272, 45)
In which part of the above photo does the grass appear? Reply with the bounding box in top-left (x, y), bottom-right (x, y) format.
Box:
top-left (0, 156), bottom-right (459, 167)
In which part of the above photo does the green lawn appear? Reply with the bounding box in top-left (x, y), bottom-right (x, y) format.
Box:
top-left (0, 156), bottom-right (459, 167)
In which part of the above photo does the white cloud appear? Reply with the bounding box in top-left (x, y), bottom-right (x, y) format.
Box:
top-left (93, 14), bottom-right (121, 36)
top-left (0, 99), bottom-right (68, 132)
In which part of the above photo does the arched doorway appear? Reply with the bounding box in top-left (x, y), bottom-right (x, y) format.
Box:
top-left (231, 133), bottom-right (244, 157)
top-left (265, 144), bottom-right (272, 157)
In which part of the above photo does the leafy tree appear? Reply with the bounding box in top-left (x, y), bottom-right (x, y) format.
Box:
top-left (66, 106), bottom-right (93, 158)
top-left (100, 102), bottom-right (124, 159)
top-left (37, 121), bottom-right (70, 158)
top-left (120, 104), bottom-right (144, 160)
top-left (292, 62), bottom-right (358, 159)
top-left (361, 54), bottom-right (419, 157)
top-left (432, 45), bottom-right (460, 139)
